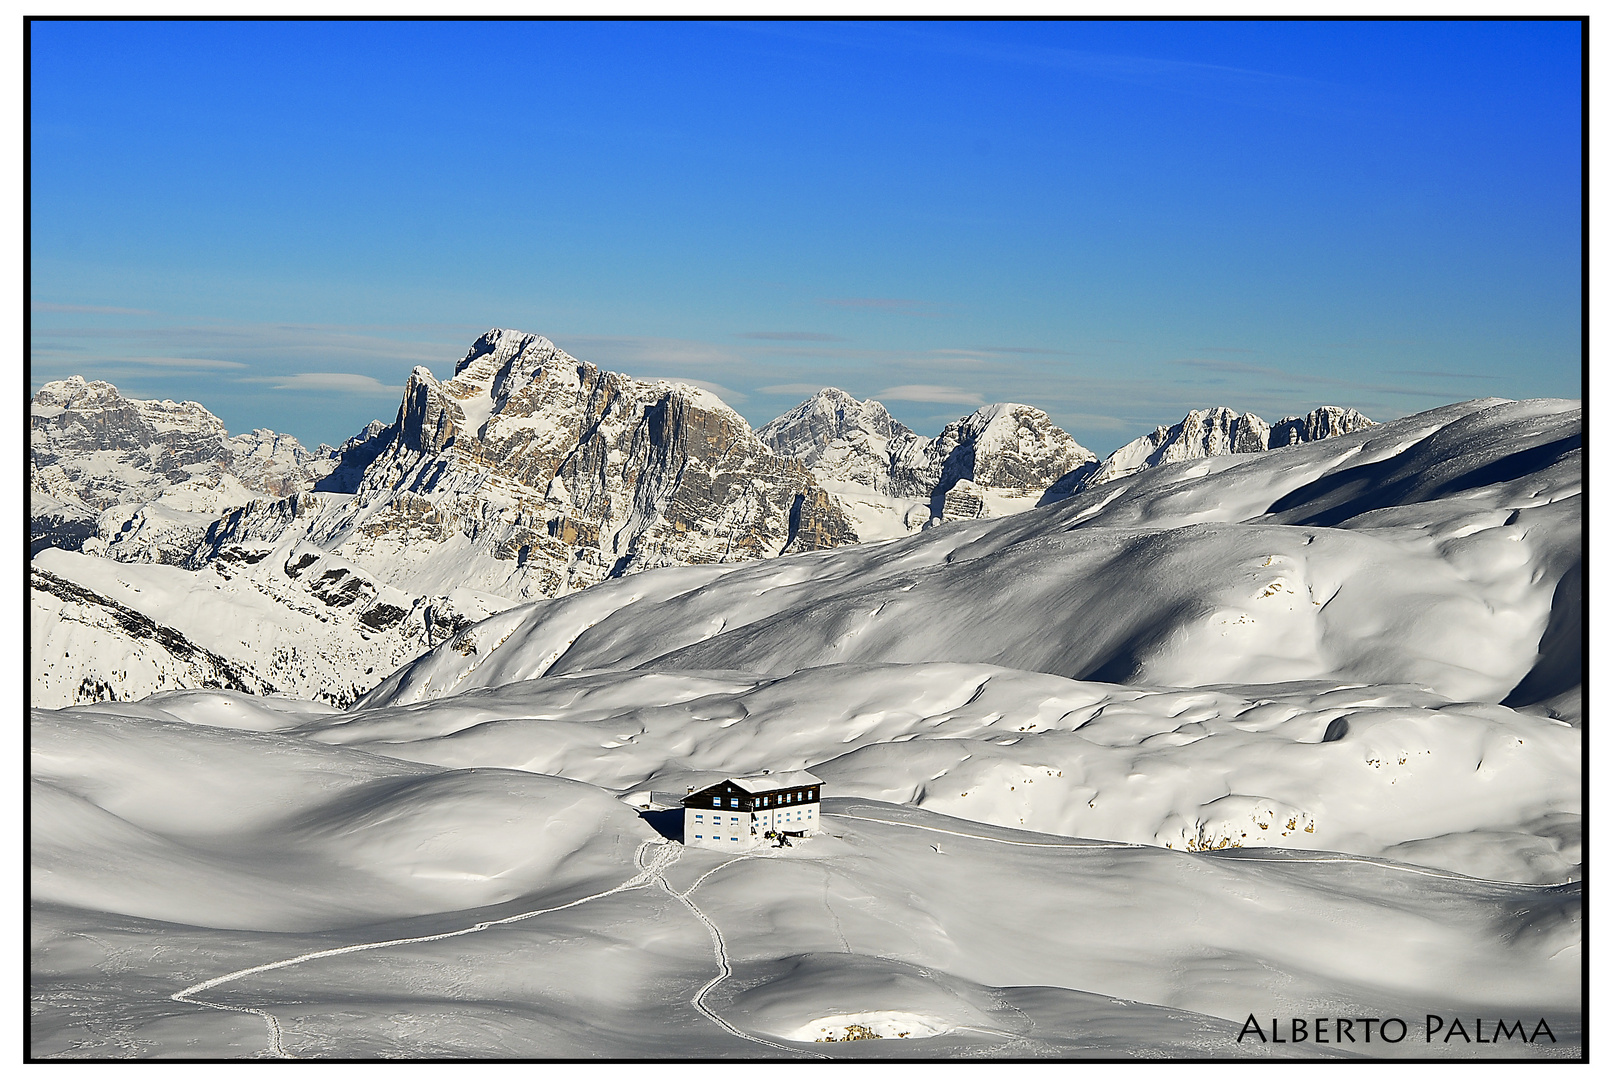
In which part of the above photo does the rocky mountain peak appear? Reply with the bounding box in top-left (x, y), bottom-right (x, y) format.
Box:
top-left (396, 365), bottom-right (464, 456)
top-left (29, 377), bottom-right (332, 560)
top-left (757, 387), bottom-right (913, 469)
top-left (1271, 406), bottom-right (1374, 446)
top-left (1078, 405), bottom-right (1374, 492)
top-left (192, 329), bottom-right (859, 601)
top-left (32, 374), bottom-right (128, 414)
top-left (926, 403), bottom-right (1096, 517)
top-left (449, 330), bottom-right (575, 421)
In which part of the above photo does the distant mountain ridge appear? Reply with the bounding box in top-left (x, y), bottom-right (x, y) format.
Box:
top-left (759, 390), bottom-right (1098, 532)
top-left (1073, 404), bottom-right (1376, 492)
top-left (188, 328), bottom-right (859, 602)
top-left (30, 331), bottom-right (1382, 708)
top-left (29, 375), bottom-right (334, 559)
top-left (760, 388), bottom-right (1374, 532)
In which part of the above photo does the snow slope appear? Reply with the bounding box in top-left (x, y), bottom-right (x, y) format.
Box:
top-left (31, 546), bottom-right (515, 709)
top-left (32, 695), bottom-right (1580, 1057)
top-left (368, 398), bottom-right (1579, 716)
top-left (30, 395), bottom-right (1581, 1059)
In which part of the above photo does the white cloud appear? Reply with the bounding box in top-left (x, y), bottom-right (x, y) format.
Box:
top-left (111, 356), bottom-right (249, 371)
top-left (757, 383), bottom-right (829, 396)
top-left (874, 384), bottom-right (986, 407)
top-left (32, 301), bottom-right (156, 315)
top-left (260, 373), bottom-right (402, 395)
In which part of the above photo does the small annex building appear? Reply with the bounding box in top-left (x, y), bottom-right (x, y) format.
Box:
top-left (682, 771), bottom-right (823, 850)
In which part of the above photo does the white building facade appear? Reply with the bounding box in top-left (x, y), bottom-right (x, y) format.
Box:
top-left (682, 771), bottom-right (823, 850)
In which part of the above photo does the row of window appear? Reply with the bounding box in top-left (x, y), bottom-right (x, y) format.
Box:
top-left (709, 790), bottom-right (817, 809)
top-left (693, 809), bottom-right (812, 822)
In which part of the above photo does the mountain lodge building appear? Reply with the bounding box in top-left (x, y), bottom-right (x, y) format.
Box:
top-left (682, 771), bottom-right (822, 850)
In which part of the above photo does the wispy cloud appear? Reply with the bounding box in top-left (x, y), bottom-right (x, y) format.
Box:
top-left (32, 301), bottom-right (156, 316)
top-left (1064, 412), bottom-right (1146, 431)
top-left (974, 345), bottom-right (1075, 356)
top-left (758, 383), bottom-right (830, 397)
top-left (254, 373), bottom-right (403, 395)
top-left (1175, 357), bottom-right (1291, 378)
top-left (557, 335), bottom-right (746, 373)
top-left (797, 23), bottom-right (1352, 118)
top-left (736, 331), bottom-right (846, 342)
top-left (31, 318), bottom-right (473, 360)
top-left (113, 356), bottom-right (249, 371)
top-left (1394, 369), bottom-right (1504, 381)
top-left (875, 384), bottom-right (986, 407)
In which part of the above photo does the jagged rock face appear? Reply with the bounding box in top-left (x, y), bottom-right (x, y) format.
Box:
top-left (757, 388), bottom-right (915, 492)
top-left (1270, 406), bottom-right (1375, 447)
top-left (29, 376), bottom-right (332, 560)
top-left (31, 376), bottom-right (234, 510)
top-left (931, 403), bottom-right (1097, 501)
top-left (1081, 406), bottom-right (1373, 490)
top-left (228, 428), bottom-right (330, 497)
top-left (192, 329), bottom-right (860, 600)
top-left (767, 391), bottom-right (1096, 530)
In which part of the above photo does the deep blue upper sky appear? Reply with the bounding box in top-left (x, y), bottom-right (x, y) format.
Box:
top-left (30, 19), bottom-right (1582, 454)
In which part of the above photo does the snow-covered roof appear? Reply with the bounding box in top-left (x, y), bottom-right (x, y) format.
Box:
top-left (729, 771), bottom-right (822, 794)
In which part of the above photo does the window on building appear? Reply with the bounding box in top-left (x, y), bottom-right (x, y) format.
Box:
top-left (711, 796), bottom-right (721, 807)
top-left (729, 797), bottom-right (739, 808)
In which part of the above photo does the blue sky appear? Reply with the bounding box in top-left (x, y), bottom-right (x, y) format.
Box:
top-left (30, 19), bottom-right (1582, 454)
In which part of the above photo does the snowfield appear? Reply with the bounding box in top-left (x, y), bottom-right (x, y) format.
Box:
top-left (30, 396), bottom-right (1581, 1058)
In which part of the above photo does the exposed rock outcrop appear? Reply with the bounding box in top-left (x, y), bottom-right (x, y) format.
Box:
top-left (190, 329), bottom-right (861, 600)
top-left (763, 389), bottom-right (1097, 531)
top-left (1044, 405), bottom-right (1377, 503)
top-left (29, 376), bottom-right (334, 561)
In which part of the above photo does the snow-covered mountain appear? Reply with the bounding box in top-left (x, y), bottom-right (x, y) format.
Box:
top-left (31, 394), bottom-right (1581, 1058)
top-left (370, 396), bottom-right (1579, 714)
top-left (30, 376), bottom-right (334, 560)
top-left (31, 543), bottom-right (514, 709)
top-left (338, 391), bottom-right (1582, 883)
top-left (761, 389), bottom-right (1096, 537)
top-left (756, 387), bottom-right (915, 485)
top-left (759, 391), bottom-right (1371, 538)
top-left (28, 332), bottom-right (871, 708)
top-left (1069, 404), bottom-right (1375, 493)
top-left (188, 330), bottom-right (859, 602)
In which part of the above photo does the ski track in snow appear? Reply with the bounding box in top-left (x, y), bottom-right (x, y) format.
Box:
top-left (169, 838), bottom-right (844, 1059)
top-left (825, 811), bottom-right (1575, 888)
top-left (171, 838), bottom-right (678, 1059)
top-left (650, 849), bottom-right (829, 1058)
top-left (172, 814), bottom-right (1566, 1058)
